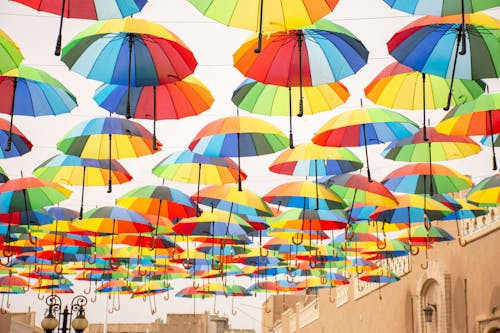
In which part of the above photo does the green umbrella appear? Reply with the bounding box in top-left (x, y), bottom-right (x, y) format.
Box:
top-left (0, 29), bottom-right (23, 74)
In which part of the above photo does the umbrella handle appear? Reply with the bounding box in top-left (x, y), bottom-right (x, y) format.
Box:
top-left (138, 265), bottom-right (148, 277)
top-left (163, 290), bottom-right (170, 301)
top-left (264, 300), bottom-right (272, 313)
top-left (455, 218), bottom-right (468, 247)
top-left (291, 232), bottom-right (304, 245)
top-left (320, 274), bottom-right (327, 285)
top-left (54, 0), bottom-right (66, 56)
top-left (403, 255), bottom-right (412, 274)
top-left (109, 258), bottom-right (121, 270)
top-left (0, 256), bottom-right (10, 266)
top-left (329, 286), bottom-right (336, 303)
top-left (231, 296), bottom-right (238, 315)
top-left (420, 246), bottom-right (429, 270)
top-left (254, 0), bottom-right (264, 53)
top-left (259, 247), bottom-right (269, 257)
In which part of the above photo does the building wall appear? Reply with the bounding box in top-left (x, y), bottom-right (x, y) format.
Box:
top-left (0, 311), bottom-right (41, 333)
top-left (262, 209), bottom-right (500, 333)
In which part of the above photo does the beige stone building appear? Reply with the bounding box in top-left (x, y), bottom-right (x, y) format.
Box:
top-left (262, 207), bottom-right (500, 333)
top-left (0, 311), bottom-right (42, 333)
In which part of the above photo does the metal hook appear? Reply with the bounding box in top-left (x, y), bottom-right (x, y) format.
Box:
top-left (137, 265), bottom-right (148, 277)
top-left (231, 296), bottom-right (237, 315)
top-left (163, 290), bottom-right (170, 301)
top-left (259, 247), bottom-right (269, 257)
top-left (149, 295), bottom-right (157, 315)
top-left (291, 232), bottom-right (304, 245)
top-left (403, 255), bottom-right (412, 274)
top-left (329, 287), bottom-right (336, 303)
top-left (109, 258), bottom-right (121, 270)
top-left (213, 295), bottom-right (219, 315)
top-left (90, 293), bottom-right (97, 303)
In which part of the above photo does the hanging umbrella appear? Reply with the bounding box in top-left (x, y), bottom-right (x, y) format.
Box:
top-left (57, 116), bottom-right (161, 192)
top-left (187, 0), bottom-right (340, 53)
top-left (0, 118), bottom-right (32, 159)
top-left (94, 75), bottom-right (213, 150)
top-left (72, 206), bottom-right (154, 268)
top-left (312, 107), bottom-right (419, 181)
top-left (233, 19), bottom-right (368, 133)
top-left (0, 28), bottom-right (23, 74)
top-left (387, 13), bottom-right (500, 109)
top-left (480, 134), bottom-right (500, 148)
top-left (383, 0), bottom-right (499, 16)
top-left (189, 115), bottom-right (289, 190)
top-left (381, 162), bottom-right (473, 196)
top-left (232, 78), bottom-right (349, 147)
top-left (269, 142), bottom-right (363, 178)
top-left (435, 93), bottom-right (500, 169)
top-left (61, 17), bottom-right (197, 119)
top-left (358, 268), bottom-right (399, 283)
top-left (173, 209), bottom-right (254, 237)
top-left (33, 154), bottom-right (132, 218)
top-left (466, 173), bottom-right (500, 207)
top-left (10, 0), bottom-right (149, 55)
top-left (0, 65), bottom-right (76, 150)
top-left (269, 208), bottom-right (347, 232)
top-left (364, 61), bottom-right (485, 140)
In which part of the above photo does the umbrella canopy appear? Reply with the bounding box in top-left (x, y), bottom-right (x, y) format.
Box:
top-left (0, 28), bottom-right (23, 74)
top-left (231, 76), bottom-right (349, 147)
top-left (57, 116), bottom-right (161, 192)
top-left (312, 107), bottom-right (419, 181)
top-left (0, 118), bottom-right (32, 158)
top-left (269, 142), bottom-right (363, 177)
top-left (383, 0), bottom-right (499, 16)
top-left (93, 75), bottom-right (213, 149)
top-left (0, 65), bottom-right (77, 150)
top-left (269, 207), bottom-right (347, 231)
top-left (0, 166), bottom-right (8, 183)
top-left (173, 209), bottom-right (254, 237)
top-left (189, 115), bottom-right (288, 190)
top-left (435, 93), bottom-right (500, 169)
top-left (466, 173), bottom-right (500, 207)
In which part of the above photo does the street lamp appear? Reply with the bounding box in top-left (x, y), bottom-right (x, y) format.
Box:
top-left (41, 295), bottom-right (89, 333)
top-left (423, 303), bottom-right (437, 323)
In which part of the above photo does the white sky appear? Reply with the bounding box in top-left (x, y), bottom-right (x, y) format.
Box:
top-left (0, 0), bottom-right (499, 331)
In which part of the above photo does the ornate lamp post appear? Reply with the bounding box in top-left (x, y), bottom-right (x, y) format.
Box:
top-left (41, 295), bottom-right (89, 333)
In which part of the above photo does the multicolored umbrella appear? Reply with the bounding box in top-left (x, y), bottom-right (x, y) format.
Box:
top-left (187, 0), bottom-right (339, 53)
top-left (0, 118), bottom-right (32, 159)
top-left (61, 17), bottom-right (197, 119)
top-left (312, 107), bottom-right (419, 181)
top-left (232, 78), bottom-right (349, 146)
top-left (11, 0), bottom-right (149, 55)
top-left (94, 75), bottom-right (213, 149)
top-left (189, 115), bottom-right (288, 190)
top-left (435, 93), bottom-right (500, 169)
top-left (387, 13), bottom-right (500, 109)
top-left (466, 173), bottom-right (500, 207)
top-left (0, 166), bottom-right (8, 183)
top-left (33, 154), bottom-right (132, 218)
top-left (57, 116), bottom-right (161, 192)
top-left (383, 0), bottom-right (499, 16)
top-left (0, 28), bottom-right (23, 74)
top-left (0, 65), bottom-right (77, 150)
top-left (381, 162), bottom-right (473, 196)
top-left (364, 61), bottom-right (485, 140)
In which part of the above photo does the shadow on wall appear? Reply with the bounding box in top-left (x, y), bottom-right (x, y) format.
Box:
top-left (405, 291), bottom-right (414, 333)
top-left (453, 277), bottom-right (467, 333)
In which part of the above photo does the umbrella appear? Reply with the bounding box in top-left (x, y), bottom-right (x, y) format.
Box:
top-left (173, 209), bottom-right (254, 237)
top-left (233, 19), bottom-right (368, 130)
top-left (0, 118), bottom-right (32, 159)
top-left (188, 115), bottom-right (289, 190)
top-left (381, 162), bottom-right (473, 197)
top-left (0, 28), bottom-right (23, 74)
top-left (33, 154), bottom-right (133, 218)
top-left (269, 142), bottom-right (363, 178)
top-left (387, 13), bottom-right (500, 109)
top-left (186, 0), bottom-right (340, 53)
top-left (11, 0), bottom-right (149, 55)
top-left (312, 106), bottom-right (419, 181)
top-left (383, 0), bottom-right (499, 16)
top-left (0, 166), bottom-right (8, 183)
top-left (61, 17), bottom-right (197, 119)
top-left (72, 206), bottom-right (154, 268)
top-left (364, 62), bottom-right (486, 140)
top-left (56, 116), bottom-right (161, 192)
top-left (435, 93), bottom-right (500, 169)
top-left (94, 75), bottom-right (213, 150)
top-left (0, 65), bottom-right (77, 150)
top-left (232, 78), bottom-right (349, 147)
top-left (466, 174), bottom-right (500, 207)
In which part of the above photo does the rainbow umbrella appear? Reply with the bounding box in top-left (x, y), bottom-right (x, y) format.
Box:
top-left (232, 78), bottom-right (349, 147)
top-left (11, 0), bottom-right (149, 55)
top-left (173, 209), bottom-right (254, 237)
top-left (381, 162), bottom-right (473, 196)
top-left (0, 28), bottom-right (23, 74)
top-left (435, 93), bottom-right (500, 169)
top-left (187, 0), bottom-right (340, 53)
top-left (359, 268), bottom-right (399, 283)
top-left (57, 116), bottom-right (161, 192)
top-left (364, 61), bottom-right (485, 140)
top-left (0, 65), bottom-right (77, 150)
top-left (61, 17), bottom-right (197, 119)
top-left (189, 115), bottom-right (288, 190)
top-left (383, 0), bottom-right (499, 16)
top-left (387, 13), bottom-right (500, 109)
top-left (94, 75), bottom-right (213, 150)
top-left (312, 107), bottom-right (419, 181)
top-left (269, 142), bottom-right (363, 178)
top-left (0, 118), bottom-right (32, 159)
top-left (466, 174), bottom-right (500, 207)
top-left (0, 167), bottom-right (8, 184)
top-left (33, 154), bottom-right (132, 218)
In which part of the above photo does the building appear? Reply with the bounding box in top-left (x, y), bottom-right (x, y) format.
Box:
top-left (262, 206), bottom-right (500, 333)
top-left (0, 310), bottom-right (41, 333)
top-left (88, 312), bottom-right (256, 333)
